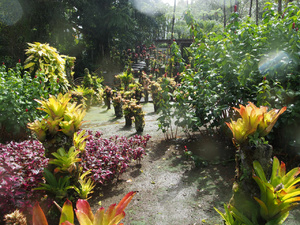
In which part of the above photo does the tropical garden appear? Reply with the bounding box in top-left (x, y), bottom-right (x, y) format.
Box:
top-left (0, 0), bottom-right (300, 224)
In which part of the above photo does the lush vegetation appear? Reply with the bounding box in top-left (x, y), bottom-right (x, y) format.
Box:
top-left (1, 1), bottom-right (300, 224)
top-left (0, 131), bottom-right (149, 221)
top-left (156, 2), bottom-right (300, 152)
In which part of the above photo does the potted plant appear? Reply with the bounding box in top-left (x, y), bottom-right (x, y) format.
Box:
top-left (149, 81), bottom-right (162, 112)
top-left (122, 99), bottom-right (134, 126)
top-left (112, 91), bottom-right (123, 118)
top-left (104, 86), bottom-right (112, 109)
top-left (133, 104), bottom-right (145, 132)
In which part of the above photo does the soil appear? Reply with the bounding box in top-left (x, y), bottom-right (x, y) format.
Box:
top-left (82, 103), bottom-right (300, 225)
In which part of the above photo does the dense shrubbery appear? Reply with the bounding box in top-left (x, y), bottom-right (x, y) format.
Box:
top-left (156, 3), bottom-right (300, 151)
top-left (0, 131), bottom-right (150, 220)
top-left (0, 63), bottom-right (60, 142)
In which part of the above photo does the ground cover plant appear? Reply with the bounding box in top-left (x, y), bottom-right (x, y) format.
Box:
top-left (0, 131), bottom-right (150, 222)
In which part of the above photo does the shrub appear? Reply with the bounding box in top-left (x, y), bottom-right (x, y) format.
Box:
top-left (0, 63), bottom-right (56, 142)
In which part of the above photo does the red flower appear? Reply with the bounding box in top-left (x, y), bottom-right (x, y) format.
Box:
top-left (292, 22), bottom-right (295, 29)
top-left (39, 81), bottom-right (42, 84)
top-left (25, 109), bottom-right (28, 112)
top-left (234, 5), bottom-right (237, 12)
top-left (164, 73), bottom-right (167, 78)
top-left (57, 78), bottom-right (59, 83)
top-left (2, 62), bottom-right (4, 65)
top-left (263, 76), bottom-right (266, 80)
top-left (18, 59), bottom-right (21, 63)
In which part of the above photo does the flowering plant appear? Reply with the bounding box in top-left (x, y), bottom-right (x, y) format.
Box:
top-left (226, 102), bottom-right (286, 146)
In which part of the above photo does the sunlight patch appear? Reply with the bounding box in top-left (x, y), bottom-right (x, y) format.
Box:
top-left (259, 51), bottom-right (290, 75)
top-left (131, 0), bottom-right (170, 16)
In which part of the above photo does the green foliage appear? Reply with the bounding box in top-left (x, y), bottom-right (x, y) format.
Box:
top-left (34, 169), bottom-right (75, 201)
top-left (252, 157), bottom-right (300, 224)
top-left (81, 68), bottom-right (104, 106)
top-left (0, 63), bottom-right (56, 142)
top-left (74, 170), bottom-right (95, 200)
top-left (216, 157), bottom-right (300, 224)
top-left (155, 77), bottom-right (178, 139)
top-left (49, 147), bottom-right (81, 174)
top-left (116, 71), bottom-right (134, 91)
top-left (170, 2), bottom-right (300, 148)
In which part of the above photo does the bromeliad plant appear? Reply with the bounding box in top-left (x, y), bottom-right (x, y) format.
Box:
top-left (27, 92), bottom-right (86, 158)
top-left (252, 156), bottom-right (300, 224)
top-left (215, 157), bottom-right (300, 225)
top-left (226, 102), bottom-right (287, 147)
top-left (32, 191), bottom-right (136, 225)
top-left (219, 102), bottom-right (289, 224)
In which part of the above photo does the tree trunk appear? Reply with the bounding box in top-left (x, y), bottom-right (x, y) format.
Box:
top-left (256, 0), bottom-right (259, 25)
top-left (230, 144), bottom-right (273, 222)
top-left (224, 0), bottom-right (226, 28)
top-left (249, 0), bottom-right (253, 17)
top-left (278, 0), bottom-right (282, 13)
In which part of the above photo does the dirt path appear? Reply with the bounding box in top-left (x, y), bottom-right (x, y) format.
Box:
top-left (82, 104), bottom-right (300, 225)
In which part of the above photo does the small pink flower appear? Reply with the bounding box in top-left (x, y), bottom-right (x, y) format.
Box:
top-left (18, 59), bottom-right (21, 63)
top-left (25, 109), bottom-right (28, 112)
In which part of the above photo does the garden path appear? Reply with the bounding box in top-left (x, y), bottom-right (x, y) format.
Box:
top-left (82, 104), bottom-right (300, 225)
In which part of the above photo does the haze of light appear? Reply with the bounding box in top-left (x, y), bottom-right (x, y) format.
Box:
top-left (0, 0), bottom-right (23, 26)
top-left (132, 0), bottom-right (174, 16)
